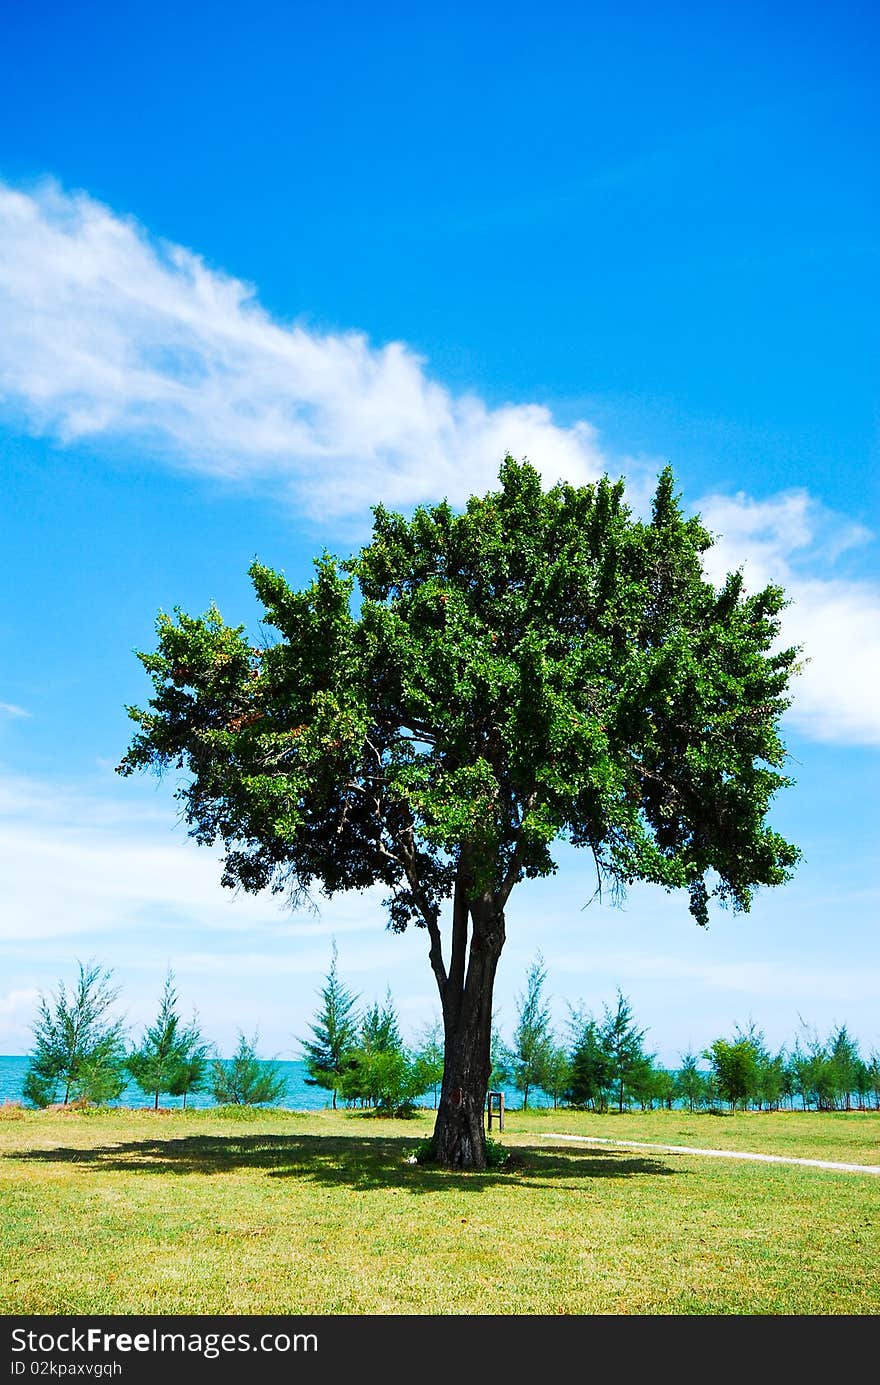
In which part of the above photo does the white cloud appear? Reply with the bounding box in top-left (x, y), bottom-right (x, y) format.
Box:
top-left (548, 948), bottom-right (880, 1005)
top-left (1, 766), bottom-right (877, 1058)
top-left (0, 178), bottom-right (877, 745)
top-left (0, 768), bottom-right (385, 943)
top-left (0, 768), bottom-right (435, 1052)
top-left (0, 703), bottom-right (30, 719)
top-left (0, 178), bottom-right (608, 518)
top-left (698, 490), bottom-right (880, 746)
top-left (780, 579), bottom-right (880, 744)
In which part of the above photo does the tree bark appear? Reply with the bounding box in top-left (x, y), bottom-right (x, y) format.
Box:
top-left (428, 895), bottom-right (505, 1170)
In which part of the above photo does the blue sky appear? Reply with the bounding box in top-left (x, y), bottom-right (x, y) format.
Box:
top-left (0, 0), bottom-right (877, 1067)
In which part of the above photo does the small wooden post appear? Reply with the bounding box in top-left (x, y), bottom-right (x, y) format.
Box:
top-left (486, 1090), bottom-right (504, 1131)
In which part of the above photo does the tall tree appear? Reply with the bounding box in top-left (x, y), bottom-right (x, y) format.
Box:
top-left (508, 953), bottom-right (553, 1109)
top-left (23, 960), bottom-right (126, 1108)
top-left (601, 990), bottom-right (648, 1113)
top-left (119, 458), bottom-right (801, 1167)
top-left (565, 1006), bottom-right (613, 1111)
top-left (337, 989), bottom-right (426, 1114)
top-left (126, 970), bottom-right (195, 1110)
top-left (829, 1024), bottom-right (861, 1111)
top-left (788, 1024), bottom-right (821, 1111)
top-left (299, 941), bottom-right (360, 1109)
top-left (779, 1058), bottom-right (798, 1111)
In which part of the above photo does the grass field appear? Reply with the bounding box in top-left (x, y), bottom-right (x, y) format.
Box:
top-left (2, 1103), bottom-right (878, 1315)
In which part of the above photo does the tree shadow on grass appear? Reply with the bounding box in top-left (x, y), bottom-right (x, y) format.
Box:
top-left (11, 1133), bottom-right (677, 1192)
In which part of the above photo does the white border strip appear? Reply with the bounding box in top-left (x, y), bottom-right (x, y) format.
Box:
top-left (540, 1132), bottom-right (880, 1175)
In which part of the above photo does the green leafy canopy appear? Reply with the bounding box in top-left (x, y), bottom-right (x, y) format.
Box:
top-left (119, 458), bottom-right (801, 930)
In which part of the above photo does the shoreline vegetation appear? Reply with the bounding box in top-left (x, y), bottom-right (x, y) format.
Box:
top-left (2, 1104), bottom-right (878, 1315)
top-left (10, 953), bottom-right (880, 1119)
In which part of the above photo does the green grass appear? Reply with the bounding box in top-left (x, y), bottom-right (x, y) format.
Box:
top-left (507, 1104), bottom-right (880, 1163)
top-left (1, 1105), bottom-right (878, 1315)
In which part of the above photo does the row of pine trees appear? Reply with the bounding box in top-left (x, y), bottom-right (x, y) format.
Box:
top-left (301, 948), bottom-right (880, 1116)
top-left (19, 952), bottom-right (880, 1115)
top-left (22, 962), bottom-right (285, 1111)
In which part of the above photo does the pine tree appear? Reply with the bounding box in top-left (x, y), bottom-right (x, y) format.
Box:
top-left (167, 1011), bottom-right (211, 1109)
top-left (488, 1023), bottom-right (510, 1091)
top-left (675, 1051), bottom-right (707, 1112)
top-left (23, 960), bottom-right (126, 1108)
top-left (339, 989), bottom-right (406, 1109)
top-left (829, 1024), bottom-right (861, 1111)
top-left (126, 971), bottom-right (197, 1109)
top-left (337, 989), bottom-right (427, 1115)
top-left (210, 1032), bottom-right (287, 1106)
top-left (601, 990), bottom-right (648, 1113)
top-left (542, 1045), bottom-right (571, 1109)
top-left (414, 1019), bottom-right (445, 1109)
top-left (299, 941), bottom-right (360, 1109)
top-left (360, 989), bottom-right (403, 1055)
top-left (565, 1005), bottom-right (613, 1112)
top-left (509, 953), bottom-right (553, 1110)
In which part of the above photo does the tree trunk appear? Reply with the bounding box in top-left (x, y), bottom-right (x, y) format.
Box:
top-left (428, 896), bottom-right (505, 1170)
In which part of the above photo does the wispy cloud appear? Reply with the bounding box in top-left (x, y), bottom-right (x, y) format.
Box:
top-left (0, 178), bottom-right (608, 518)
top-left (0, 767), bottom-right (876, 1057)
top-left (0, 703), bottom-right (30, 719)
top-left (550, 948), bottom-right (880, 1005)
top-left (0, 769), bottom-right (383, 944)
top-left (0, 768), bottom-right (432, 1051)
top-left (0, 178), bottom-right (878, 745)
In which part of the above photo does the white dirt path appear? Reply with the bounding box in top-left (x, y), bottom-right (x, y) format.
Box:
top-left (540, 1132), bottom-right (880, 1175)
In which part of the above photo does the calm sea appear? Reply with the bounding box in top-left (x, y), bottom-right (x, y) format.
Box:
top-left (0, 1055), bottom-right (553, 1111)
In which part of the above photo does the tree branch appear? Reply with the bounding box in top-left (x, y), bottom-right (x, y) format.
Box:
top-left (447, 850), bottom-right (471, 1025)
top-left (498, 791), bottom-right (538, 906)
top-left (386, 820), bottom-right (448, 994)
